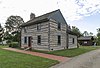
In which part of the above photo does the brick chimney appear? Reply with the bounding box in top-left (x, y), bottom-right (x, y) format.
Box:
top-left (30, 13), bottom-right (35, 20)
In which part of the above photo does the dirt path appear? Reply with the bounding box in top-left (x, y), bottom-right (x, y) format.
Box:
top-left (3, 48), bottom-right (70, 62)
top-left (51, 49), bottom-right (100, 68)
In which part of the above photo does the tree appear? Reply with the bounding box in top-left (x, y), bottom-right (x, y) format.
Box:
top-left (3, 31), bottom-right (12, 43)
top-left (5, 15), bottom-right (24, 43)
top-left (0, 24), bottom-right (4, 45)
top-left (96, 28), bottom-right (100, 45)
top-left (89, 32), bottom-right (93, 36)
top-left (71, 26), bottom-right (82, 37)
top-left (97, 28), bottom-right (100, 37)
top-left (5, 15), bottom-right (24, 33)
top-left (83, 31), bottom-right (89, 36)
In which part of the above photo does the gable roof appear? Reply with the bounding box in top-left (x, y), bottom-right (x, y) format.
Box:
top-left (78, 36), bottom-right (94, 40)
top-left (21, 9), bottom-right (67, 27)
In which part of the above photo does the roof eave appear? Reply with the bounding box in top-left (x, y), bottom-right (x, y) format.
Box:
top-left (20, 18), bottom-right (49, 27)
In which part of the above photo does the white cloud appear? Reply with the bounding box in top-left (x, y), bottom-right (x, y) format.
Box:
top-left (76, 0), bottom-right (100, 16)
top-left (0, 0), bottom-right (100, 26)
top-left (57, 0), bottom-right (100, 21)
top-left (0, 0), bottom-right (58, 26)
top-left (57, 0), bottom-right (81, 21)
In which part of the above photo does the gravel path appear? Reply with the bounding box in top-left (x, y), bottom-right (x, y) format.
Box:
top-left (51, 49), bottom-right (100, 68)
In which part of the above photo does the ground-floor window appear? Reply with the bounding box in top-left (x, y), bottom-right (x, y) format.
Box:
top-left (69, 37), bottom-right (75, 44)
top-left (24, 37), bottom-right (27, 44)
top-left (84, 41), bottom-right (87, 44)
top-left (37, 35), bottom-right (41, 44)
top-left (58, 35), bottom-right (61, 45)
top-left (73, 38), bottom-right (74, 44)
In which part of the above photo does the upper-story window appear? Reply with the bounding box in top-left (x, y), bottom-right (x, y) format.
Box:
top-left (24, 27), bottom-right (27, 33)
top-left (37, 24), bottom-right (41, 30)
top-left (58, 23), bottom-right (61, 30)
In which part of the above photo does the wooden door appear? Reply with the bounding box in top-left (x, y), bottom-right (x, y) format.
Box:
top-left (28, 37), bottom-right (32, 47)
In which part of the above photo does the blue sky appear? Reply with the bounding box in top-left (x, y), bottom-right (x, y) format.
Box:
top-left (68, 12), bottom-right (100, 35)
top-left (0, 0), bottom-right (100, 35)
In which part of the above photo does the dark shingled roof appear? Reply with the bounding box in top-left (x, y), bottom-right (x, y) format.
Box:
top-left (21, 9), bottom-right (60, 27)
top-left (78, 36), bottom-right (94, 40)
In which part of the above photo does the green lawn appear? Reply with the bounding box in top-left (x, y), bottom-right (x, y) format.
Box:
top-left (0, 47), bottom-right (59, 68)
top-left (33, 46), bottom-right (100, 57)
top-left (0, 45), bottom-right (9, 48)
top-left (0, 45), bottom-right (99, 68)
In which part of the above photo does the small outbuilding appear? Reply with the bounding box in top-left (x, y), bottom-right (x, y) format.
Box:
top-left (78, 36), bottom-right (94, 46)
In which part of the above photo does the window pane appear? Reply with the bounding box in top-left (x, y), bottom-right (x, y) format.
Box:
top-left (73, 38), bottom-right (74, 44)
top-left (37, 24), bottom-right (41, 30)
top-left (84, 41), bottom-right (87, 44)
top-left (58, 23), bottom-right (61, 30)
top-left (24, 27), bottom-right (27, 33)
top-left (58, 35), bottom-right (61, 45)
top-left (24, 37), bottom-right (27, 44)
top-left (37, 35), bottom-right (41, 44)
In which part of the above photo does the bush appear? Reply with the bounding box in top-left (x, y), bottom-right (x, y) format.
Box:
top-left (9, 42), bottom-right (19, 48)
top-left (6, 40), bottom-right (11, 44)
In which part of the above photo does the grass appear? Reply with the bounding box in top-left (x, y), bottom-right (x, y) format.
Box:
top-left (32, 46), bottom-right (100, 57)
top-left (0, 45), bottom-right (99, 68)
top-left (0, 46), bottom-right (59, 68)
top-left (0, 45), bottom-right (9, 48)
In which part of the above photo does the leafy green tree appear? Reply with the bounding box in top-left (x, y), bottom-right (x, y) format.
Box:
top-left (71, 26), bottom-right (83, 37)
top-left (97, 28), bottom-right (100, 37)
top-left (89, 32), bottom-right (93, 36)
top-left (83, 31), bottom-right (89, 36)
top-left (96, 28), bottom-right (100, 45)
top-left (0, 24), bottom-right (4, 45)
top-left (5, 15), bottom-right (24, 32)
top-left (5, 15), bottom-right (24, 43)
top-left (3, 31), bottom-right (12, 44)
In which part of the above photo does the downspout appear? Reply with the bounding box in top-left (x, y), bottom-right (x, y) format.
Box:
top-left (48, 21), bottom-right (50, 51)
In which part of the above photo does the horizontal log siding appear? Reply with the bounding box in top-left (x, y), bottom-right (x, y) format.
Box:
top-left (49, 21), bottom-right (67, 50)
top-left (68, 34), bottom-right (77, 49)
top-left (21, 22), bottom-right (49, 50)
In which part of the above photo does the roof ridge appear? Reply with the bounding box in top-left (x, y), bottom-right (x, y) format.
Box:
top-left (34, 9), bottom-right (60, 19)
top-left (25, 9), bottom-right (60, 23)
top-left (21, 9), bottom-right (61, 27)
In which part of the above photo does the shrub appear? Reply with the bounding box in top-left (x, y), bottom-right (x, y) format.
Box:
top-left (9, 42), bottom-right (19, 48)
top-left (6, 40), bottom-right (11, 44)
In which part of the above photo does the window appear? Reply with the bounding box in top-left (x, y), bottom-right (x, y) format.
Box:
top-left (37, 24), bottom-right (41, 30)
top-left (24, 37), bottom-right (27, 44)
top-left (58, 23), bottom-right (61, 30)
top-left (84, 41), bottom-right (87, 44)
top-left (58, 35), bottom-right (61, 45)
top-left (37, 35), bottom-right (41, 44)
top-left (24, 27), bottom-right (27, 33)
top-left (72, 38), bottom-right (74, 44)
